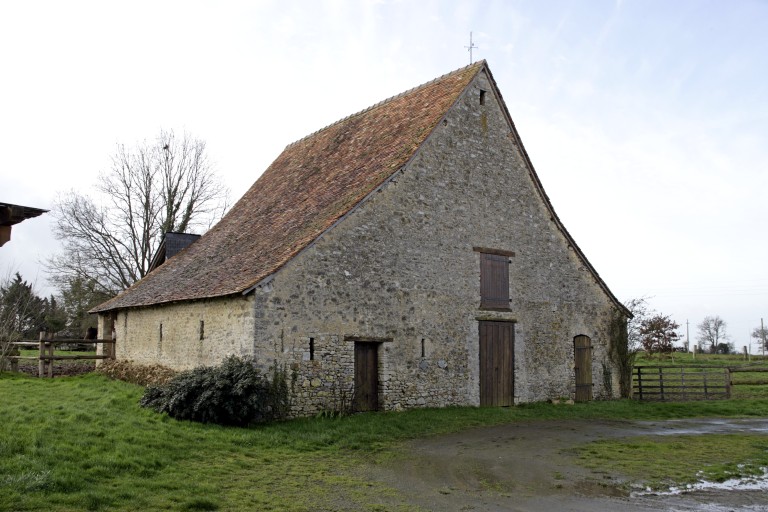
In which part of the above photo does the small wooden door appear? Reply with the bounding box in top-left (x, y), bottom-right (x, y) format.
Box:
top-left (354, 342), bottom-right (379, 412)
top-left (574, 335), bottom-right (593, 402)
top-left (479, 321), bottom-right (515, 406)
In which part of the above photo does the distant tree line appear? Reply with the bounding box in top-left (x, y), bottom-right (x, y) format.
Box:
top-left (0, 271), bottom-right (109, 341)
top-left (623, 299), bottom-right (761, 356)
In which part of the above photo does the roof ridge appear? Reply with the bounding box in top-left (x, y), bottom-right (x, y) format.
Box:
top-left (284, 60), bottom-right (486, 150)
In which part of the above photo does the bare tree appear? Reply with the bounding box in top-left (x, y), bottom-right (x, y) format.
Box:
top-left (48, 130), bottom-right (229, 294)
top-left (752, 325), bottom-right (768, 352)
top-left (606, 297), bottom-right (649, 399)
top-left (697, 315), bottom-right (729, 354)
top-left (624, 297), bottom-right (651, 351)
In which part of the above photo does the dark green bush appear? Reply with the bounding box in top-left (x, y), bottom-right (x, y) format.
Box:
top-left (140, 356), bottom-right (289, 426)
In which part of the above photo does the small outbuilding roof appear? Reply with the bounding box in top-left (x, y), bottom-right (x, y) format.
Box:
top-left (0, 202), bottom-right (48, 248)
top-left (0, 203), bottom-right (47, 226)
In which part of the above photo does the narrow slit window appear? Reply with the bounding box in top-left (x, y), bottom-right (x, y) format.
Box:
top-left (159, 323), bottom-right (163, 342)
top-left (309, 337), bottom-right (315, 361)
top-left (479, 90), bottom-right (486, 105)
top-left (421, 338), bottom-right (426, 358)
top-left (199, 320), bottom-right (205, 340)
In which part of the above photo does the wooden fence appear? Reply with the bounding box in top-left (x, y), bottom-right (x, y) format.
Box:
top-left (6, 332), bottom-right (115, 377)
top-left (633, 365), bottom-right (768, 401)
top-left (633, 366), bottom-right (731, 400)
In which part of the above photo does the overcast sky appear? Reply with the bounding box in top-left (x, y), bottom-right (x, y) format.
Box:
top-left (2, 0), bottom-right (767, 351)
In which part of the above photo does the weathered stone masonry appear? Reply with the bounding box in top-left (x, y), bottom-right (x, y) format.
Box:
top-left (98, 295), bottom-right (256, 369)
top-left (95, 64), bottom-right (623, 417)
top-left (248, 70), bottom-right (618, 415)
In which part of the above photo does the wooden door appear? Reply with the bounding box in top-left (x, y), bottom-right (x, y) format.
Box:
top-left (479, 321), bottom-right (515, 406)
top-left (354, 342), bottom-right (379, 412)
top-left (574, 335), bottom-right (593, 402)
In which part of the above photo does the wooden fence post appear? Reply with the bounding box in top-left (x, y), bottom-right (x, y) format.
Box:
top-left (636, 366), bottom-right (643, 400)
top-left (658, 367), bottom-right (665, 401)
top-left (38, 331), bottom-right (45, 378)
top-left (703, 371), bottom-right (709, 399)
top-left (680, 367), bottom-right (686, 401)
top-left (9, 346), bottom-right (19, 372)
top-left (46, 339), bottom-right (53, 378)
top-left (38, 331), bottom-right (54, 378)
top-left (725, 368), bottom-right (731, 398)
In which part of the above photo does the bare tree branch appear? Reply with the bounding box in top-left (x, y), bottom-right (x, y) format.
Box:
top-left (47, 130), bottom-right (230, 296)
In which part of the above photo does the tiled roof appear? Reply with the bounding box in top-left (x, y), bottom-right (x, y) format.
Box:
top-left (92, 61), bottom-right (485, 312)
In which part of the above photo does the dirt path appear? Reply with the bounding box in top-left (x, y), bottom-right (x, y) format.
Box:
top-left (361, 418), bottom-right (768, 512)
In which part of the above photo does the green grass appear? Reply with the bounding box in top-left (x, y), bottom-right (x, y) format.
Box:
top-left (585, 353), bottom-right (768, 490)
top-left (575, 434), bottom-right (768, 490)
top-left (2, 372), bottom-right (768, 510)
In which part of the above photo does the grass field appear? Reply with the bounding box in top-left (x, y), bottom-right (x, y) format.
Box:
top-left (2, 364), bottom-right (768, 511)
top-left (575, 433), bottom-right (768, 490)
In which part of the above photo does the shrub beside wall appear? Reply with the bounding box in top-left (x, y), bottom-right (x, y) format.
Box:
top-left (140, 356), bottom-right (289, 426)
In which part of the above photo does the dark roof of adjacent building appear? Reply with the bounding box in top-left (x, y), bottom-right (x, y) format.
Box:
top-left (92, 61), bottom-right (629, 316)
top-left (0, 202), bottom-right (47, 226)
top-left (148, 232), bottom-right (202, 272)
top-left (0, 202), bottom-right (48, 248)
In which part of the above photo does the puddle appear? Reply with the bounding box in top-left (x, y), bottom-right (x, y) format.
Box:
top-left (633, 467), bottom-right (768, 497)
top-left (635, 418), bottom-right (768, 436)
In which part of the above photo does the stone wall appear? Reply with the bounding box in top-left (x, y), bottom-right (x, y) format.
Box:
top-left (250, 69), bottom-right (620, 416)
top-left (99, 295), bottom-right (255, 369)
top-left (101, 68), bottom-right (621, 415)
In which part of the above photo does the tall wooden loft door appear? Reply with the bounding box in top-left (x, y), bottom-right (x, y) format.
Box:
top-left (479, 321), bottom-right (515, 406)
top-left (354, 342), bottom-right (379, 412)
top-left (573, 335), bottom-right (593, 402)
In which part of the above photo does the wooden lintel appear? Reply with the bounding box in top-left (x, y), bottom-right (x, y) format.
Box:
top-left (475, 315), bottom-right (517, 323)
top-left (473, 246), bottom-right (515, 257)
top-left (343, 336), bottom-right (393, 343)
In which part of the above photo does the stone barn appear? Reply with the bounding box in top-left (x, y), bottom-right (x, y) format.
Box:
top-left (92, 61), bottom-right (630, 415)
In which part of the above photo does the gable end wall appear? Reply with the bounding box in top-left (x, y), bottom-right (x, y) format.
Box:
top-left (252, 70), bottom-right (620, 416)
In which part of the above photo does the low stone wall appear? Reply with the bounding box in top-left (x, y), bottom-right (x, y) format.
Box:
top-left (99, 295), bottom-right (256, 370)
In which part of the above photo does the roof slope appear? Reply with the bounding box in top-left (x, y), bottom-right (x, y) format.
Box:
top-left (92, 61), bottom-right (485, 312)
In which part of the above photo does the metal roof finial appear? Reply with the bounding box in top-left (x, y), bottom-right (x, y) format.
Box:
top-left (465, 31), bottom-right (478, 64)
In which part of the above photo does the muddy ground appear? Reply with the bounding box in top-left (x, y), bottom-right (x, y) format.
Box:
top-left (15, 359), bottom-right (95, 377)
top-left (360, 417), bottom-right (768, 511)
